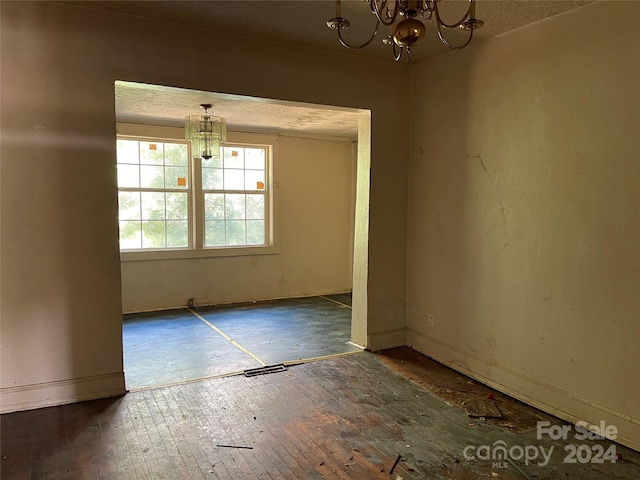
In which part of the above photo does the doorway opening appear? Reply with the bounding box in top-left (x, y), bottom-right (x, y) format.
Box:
top-left (115, 81), bottom-right (371, 390)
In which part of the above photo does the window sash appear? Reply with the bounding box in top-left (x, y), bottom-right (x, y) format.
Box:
top-left (117, 137), bottom-right (192, 251)
top-left (203, 191), bottom-right (266, 248)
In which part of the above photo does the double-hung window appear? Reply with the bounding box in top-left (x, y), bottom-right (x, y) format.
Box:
top-left (116, 138), bottom-right (190, 250)
top-left (202, 145), bottom-right (267, 247)
top-left (116, 128), bottom-right (275, 258)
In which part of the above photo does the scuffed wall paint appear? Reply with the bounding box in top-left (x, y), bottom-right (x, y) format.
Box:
top-left (1, 1), bottom-right (409, 410)
top-left (407, 1), bottom-right (640, 449)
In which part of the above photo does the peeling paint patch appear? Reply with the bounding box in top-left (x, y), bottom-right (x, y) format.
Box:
top-left (499, 201), bottom-right (507, 227)
top-left (466, 154), bottom-right (487, 172)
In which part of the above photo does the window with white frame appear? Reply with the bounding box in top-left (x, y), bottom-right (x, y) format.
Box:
top-left (116, 133), bottom-right (272, 255)
top-left (117, 138), bottom-right (190, 250)
top-left (202, 145), bottom-right (267, 247)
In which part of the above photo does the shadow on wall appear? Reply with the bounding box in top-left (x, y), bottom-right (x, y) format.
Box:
top-left (407, 47), bottom-right (474, 349)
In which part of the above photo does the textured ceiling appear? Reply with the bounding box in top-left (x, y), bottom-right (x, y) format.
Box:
top-left (102, 1), bottom-right (592, 137)
top-left (66, 0), bottom-right (592, 63)
top-left (115, 82), bottom-right (363, 139)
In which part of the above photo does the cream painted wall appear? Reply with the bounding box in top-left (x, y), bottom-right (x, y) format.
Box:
top-left (120, 134), bottom-right (356, 313)
top-left (1, 2), bottom-right (409, 411)
top-left (1, 0), bottom-right (637, 454)
top-left (407, 1), bottom-right (640, 449)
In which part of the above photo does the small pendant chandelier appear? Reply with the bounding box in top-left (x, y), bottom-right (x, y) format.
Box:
top-left (327, 0), bottom-right (484, 62)
top-left (185, 104), bottom-right (227, 159)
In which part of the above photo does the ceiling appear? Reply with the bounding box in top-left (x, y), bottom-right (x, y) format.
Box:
top-left (115, 81), bottom-right (364, 140)
top-left (103, 1), bottom-right (591, 138)
top-left (68, 0), bottom-right (592, 63)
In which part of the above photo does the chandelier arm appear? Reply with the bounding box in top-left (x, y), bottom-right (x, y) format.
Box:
top-left (328, 0), bottom-right (480, 59)
top-left (371, 0), bottom-right (399, 26)
top-left (434, 0), bottom-right (474, 29)
top-left (435, 20), bottom-right (474, 50)
top-left (336, 19), bottom-right (380, 49)
top-left (391, 42), bottom-right (403, 62)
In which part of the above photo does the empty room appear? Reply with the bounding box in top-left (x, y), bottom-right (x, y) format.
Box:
top-left (114, 81), bottom-right (363, 389)
top-left (1, 1), bottom-right (638, 479)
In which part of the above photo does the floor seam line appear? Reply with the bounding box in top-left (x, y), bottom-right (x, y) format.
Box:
top-left (127, 370), bottom-right (246, 392)
top-left (281, 349), bottom-right (365, 366)
top-left (318, 295), bottom-right (352, 309)
top-left (188, 308), bottom-right (268, 367)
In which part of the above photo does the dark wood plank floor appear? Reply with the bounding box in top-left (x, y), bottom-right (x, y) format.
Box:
top-left (2, 348), bottom-right (638, 479)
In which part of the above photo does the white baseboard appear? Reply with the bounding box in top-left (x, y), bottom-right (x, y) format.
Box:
top-left (0, 372), bottom-right (126, 413)
top-left (407, 328), bottom-right (640, 452)
top-left (368, 327), bottom-right (407, 352)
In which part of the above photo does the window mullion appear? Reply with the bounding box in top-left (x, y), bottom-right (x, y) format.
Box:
top-left (203, 189), bottom-right (264, 195)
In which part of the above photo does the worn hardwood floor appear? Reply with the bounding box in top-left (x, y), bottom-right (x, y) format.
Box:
top-left (1, 348), bottom-right (638, 479)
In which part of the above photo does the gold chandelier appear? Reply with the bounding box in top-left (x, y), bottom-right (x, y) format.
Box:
top-left (327, 0), bottom-right (484, 62)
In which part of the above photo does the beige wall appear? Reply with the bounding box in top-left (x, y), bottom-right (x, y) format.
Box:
top-left (407, 1), bottom-right (640, 449)
top-left (1, 2), bottom-right (410, 411)
top-left (7, 0), bottom-right (635, 453)
top-left (121, 134), bottom-right (356, 313)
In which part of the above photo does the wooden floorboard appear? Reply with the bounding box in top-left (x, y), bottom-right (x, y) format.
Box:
top-left (2, 348), bottom-right (639, 479)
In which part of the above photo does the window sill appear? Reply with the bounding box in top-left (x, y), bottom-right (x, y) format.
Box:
top-left (120, 244), bottom-right (280, 262)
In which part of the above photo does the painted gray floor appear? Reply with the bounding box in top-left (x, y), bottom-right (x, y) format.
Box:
top-left (322, 292), bottom-right (352, 307)
top-left (122, 309), bottom-right (262, 389)
top-left (123, 294), bottom-right (358, 389)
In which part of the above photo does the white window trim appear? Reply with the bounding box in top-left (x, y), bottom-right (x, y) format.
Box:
top-left (116, 123), bottom-right (280, 262)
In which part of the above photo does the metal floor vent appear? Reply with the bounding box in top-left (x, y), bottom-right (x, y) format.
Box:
top-left (243, 364), bottom-right (287, 377)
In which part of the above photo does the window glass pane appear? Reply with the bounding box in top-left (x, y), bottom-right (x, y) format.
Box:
top-left (224, 169), bottom-right (244, 190)
top-left (118, 136), bottom-right (270, 253)
top-left (246, 220), bottom-right (265, 245)
top-left (226, 220), bottom-right (246, 246)
top-left (119, 221), bottom-right (142, 249)
top-left (164, 143), bottom-right (188, 166)
top-left (202, 167), bottom-right (223, 190)
top-left (117, 140), bottom-right (140, 164)
top-left (224, 147), bottom-right (244, 169)
top-left (166, 192), bottom-right (188, 220)
top-left (118, 192), bottom-right (141, 220)
top-left (245, 148), bottom-right (265, 170)
top-left (204, 194), bottom-right (225, 220)
top-left (118, 137), bottom-right (198, 252)
top-left (225, 194), bottom-right (245, 220)
top-left (245, 170), bottom-right (265, 191)
top-left (246, 194), bottom-right (264, 220)
top-left (165, 166), bottom-right (188, 189)
top-left (140, 165), bottom-right (165, 188)
top-left (166, 220), bottom-right (188, 248)
top-left (117, 164), bottom-right (140, 188)
top-left (141, 192), bottom-right (165, 220)
top-left (202, 156), bottom-right (222, 169)
top-left (205, 221), bottom-right (225, 247)
top-left (140, 142), bottom-right (164, 165)
top-left (142, 221), bottom-right (166, 248)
